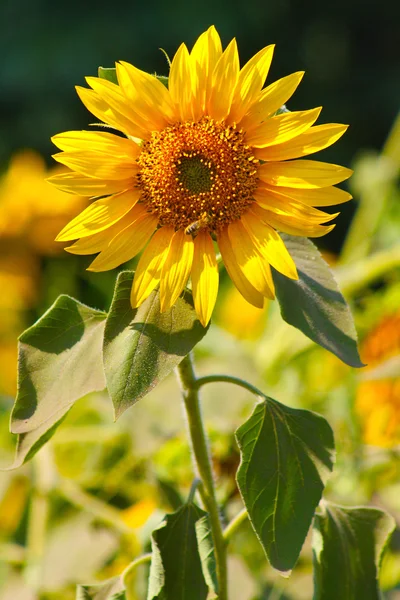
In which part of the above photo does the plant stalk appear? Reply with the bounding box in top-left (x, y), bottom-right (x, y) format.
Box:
top-left (176, 354), bottom-right (228, 600)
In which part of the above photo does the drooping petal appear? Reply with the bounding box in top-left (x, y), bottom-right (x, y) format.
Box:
top-left (169, 43), bottom-right (194, 121)
top-left (228, 220), bottom-right (275, 298)
top-left (260, 184), bottom-right (352, 207)
top-left (191, 230), bottom-right (219, 326)
top-left (52, 150), bottom-right (137, 180)
top-left (130, 226), bottom-right (174, 307)
top-left (254, 123), bottom-right (348, 161)
top-left (51, 130), bottom-right (140, 158)
top-left (76, 86), bottom-right (147, 140)
top-left (254, 186), bottom-right (336, 223)
top-left (88, 209), bottom-right (158, 271)
top-left (241, 211), bottom-right (298, 279)
top-left (56, 189), bottom-right (142, 241)
top-left (250, 203), bottom-right (336, 238)
top-left (228, 44), bottom-right (275, 124)
top-left (258, 159), bottom-right (353, 188)
top-left (64, 213), bottom-right (135, 255)
top-left (86, 77), bottom-right (153, 137)
top-left (47, 172), bottom-right (134, 197)
top-left (240, 71), bottom-right (304, 130)
top-left (190, 26), bottom-right (223, 115)
top-left (160, 229), bottom-right (194, 312)
top-left (245, 107), bottom-right (321, 147)
top-left (207, 39), bottom-right (240, 121)
top-left (217, 227), bottom-right (264, 308)
top-left (116, 61), bottom-right (176, 126)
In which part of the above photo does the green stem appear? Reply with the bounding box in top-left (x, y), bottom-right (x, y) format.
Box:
top-left (223, 507), bottom-right (249, 541)
top-left (176, 354), bottom-right (228, 600)
top-left (122, 554), bottom-right (152, 600)
top-left (195, 374), bottom-right (265, 399)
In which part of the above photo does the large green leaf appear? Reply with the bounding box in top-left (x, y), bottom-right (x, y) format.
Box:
top-left (272, 235), bottom-right (363, 367)
top-left (147, 503), bottom-right (209, 600)
top-left (76, 576), bottom-right (125, 600)
top-left (236, 398), bottom-right (335, 573)
top-left (103, 272), bottom-right (208, 418)
top-left (313, 502), bottom-right (395, 600)
top-left (8, 295), bottom-right (106, 468)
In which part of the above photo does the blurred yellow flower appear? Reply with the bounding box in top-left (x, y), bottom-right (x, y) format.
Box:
top-left (50, 25), bottom-right (351, 326)
top-left (356, 312), bottom-right (400, 447)
top-left (216, 283), bottom-right (267, 339)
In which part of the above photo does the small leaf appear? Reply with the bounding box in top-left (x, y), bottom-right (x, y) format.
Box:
top-left (147, 503), bottom-right (209, 600)
top-left (98, 67), bottom-right (118, 85)
top-left (8, 295), bottom-right (106, 468)
top-left (76, 576), bottom-right (125, 600)
top-left (155, 74), bottom-right (169, 88)
top-left (195, 515), bottom-right (218, 597)
top-left (103, 271), bottom-right (208, 419)
top-left (236, 398), bottom-right (335, 573)
top-left (272, 235), bottom-right (364, 368)
top-left (313, 502), bottom-right (395, 600)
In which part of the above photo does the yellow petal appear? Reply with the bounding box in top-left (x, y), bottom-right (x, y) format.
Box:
top-left (56, 189), bottom-right (141, 241)
top-left (160, 229), bottom-right (194, 311)
top-left (51, 130), bottom-right (140, 158)
top-left (250, 204), bottom-right (336, 238)
top-left (76, 86), bottom-right (146, 139)
top-left (116, 61), bottom-right (176, 126)
top-left (52, 150), bottom-right (137, 180)
top-left (88, 210), bottom-right (158, 272)
top-left (240, 71), bottom-right (304, 130)
top-left (207, 38), bottom-right (240, 121)
top-left (130, 226), bottom-right (174, 307)
top-left (229, 44), bottom-right (275, 124)
top-left (245, 107), bottom-right (321, 147)
top-left (169, 43), bottom-right (194, 121)
top-left (190, 26), bottom-right (223, 115)
top-left (258, 159), bottom-right (353, 188)
top-left (228, 220), bottom-right (275, 298)
top-left (254, 186), bottom-right (336, 223)
top-left (86, 77), bottom-right (152, 137)
top-left (261, 184), bottom-right (352, 207)
top-left (191, 230), bottom-right (219, 326)
top-left (255, 123), bottom-right (348, 161)
top-left (47, 172), bottom-right (134, 197)
top-left (217, 227), bottom-right (264, 308)
top-left (64, 213), bottom-right (135, 255)
top-left (241, 211), bottom-right (298, 279)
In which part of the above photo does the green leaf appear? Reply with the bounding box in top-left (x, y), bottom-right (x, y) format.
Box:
top-left (98, 67), bottom-right (118, 85)
top-left (195, 515), bottom-right (218, 597)
top-left (8, 295), bottom-right (106, 468)
top-left (76, 576), bottom-right (125, 600)
top-left (103, 271), bottom-right (208, 419)
top-left (272, 235), bottom-right (364, 368)
top-left (155, 74), bottom-right (169, 88)
top-left (235, 398), bottom-right (335, 573)
top-left (147, 503), bottom-right (209, 600)
top-left (312, 502), bottom-right (395, 600)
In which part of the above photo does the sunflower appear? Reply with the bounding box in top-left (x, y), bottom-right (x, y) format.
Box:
top-left (49, 26), bottom-right (352, 326)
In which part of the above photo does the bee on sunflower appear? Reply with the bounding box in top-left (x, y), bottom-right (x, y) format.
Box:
top-left (49, 26), bottom-right (352, 326)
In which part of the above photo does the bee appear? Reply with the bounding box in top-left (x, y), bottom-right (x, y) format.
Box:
top-left (184, 212), bottom-right (210, 236)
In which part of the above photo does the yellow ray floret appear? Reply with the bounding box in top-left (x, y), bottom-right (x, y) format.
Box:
top-left (50, 25), bottom-right (352, 326)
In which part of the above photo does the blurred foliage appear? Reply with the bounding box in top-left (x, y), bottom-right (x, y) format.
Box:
top-left (0, 2), bottom-right (400, 598)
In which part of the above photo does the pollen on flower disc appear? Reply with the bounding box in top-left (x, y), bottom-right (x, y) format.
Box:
top-left (137, 116), bottom-right (259, 233)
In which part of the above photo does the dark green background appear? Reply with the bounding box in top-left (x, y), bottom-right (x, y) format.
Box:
top-left (1, 0), bottom-right (399, 247)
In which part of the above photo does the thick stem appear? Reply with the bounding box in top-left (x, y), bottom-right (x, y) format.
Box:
top-left (176, 354), bottom-right (228, 600)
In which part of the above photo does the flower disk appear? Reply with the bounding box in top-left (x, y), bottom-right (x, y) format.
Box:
top-left (138, 117), bottom-right (258, 232)
top-left (50, 26), bottom-right (353, 326)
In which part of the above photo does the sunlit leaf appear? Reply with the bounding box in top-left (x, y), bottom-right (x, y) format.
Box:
top-left (313, 502), bottom-right (395, 600)
top-left (76, 576), bottom-right (125, 600)
top-left (272, 235), bottom-right (364, 367)
top-left (236, 398), bottom-right (335, 572)
top-left (147, 503), bottom-right (209, 600)
top-left (195, 514), bottom-right (218, 597)
top-left (103, 271), bottom-right (208, 419)
top-left (8, 295), bottom-right (106, 468)
top-left (98, 67), bottom-right (118, 85)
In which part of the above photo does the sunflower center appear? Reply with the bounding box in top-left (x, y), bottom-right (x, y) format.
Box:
top-left (137, 116), bottom-right (259, 233)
